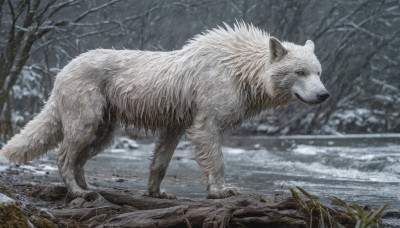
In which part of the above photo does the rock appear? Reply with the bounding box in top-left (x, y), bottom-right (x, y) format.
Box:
top-left (0, 193), bottom-right (30, 227)
top-left (113, 137), bottom-right (139, 149)
top-left (0, 192), bottom-right (15, 205)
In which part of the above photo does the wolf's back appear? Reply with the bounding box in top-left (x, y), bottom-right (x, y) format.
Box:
top-left (0, 99), bottom-right (62, 164)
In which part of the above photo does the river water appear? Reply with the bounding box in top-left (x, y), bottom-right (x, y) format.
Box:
top-left (1, 134), bottom-right (399, 226)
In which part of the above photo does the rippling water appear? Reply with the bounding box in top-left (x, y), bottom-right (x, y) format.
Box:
top-left (222, 134), bottom-right (400, 226)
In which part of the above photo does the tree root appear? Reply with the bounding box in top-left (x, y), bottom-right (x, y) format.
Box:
top-left (4, 184), bottom-right (360, 228)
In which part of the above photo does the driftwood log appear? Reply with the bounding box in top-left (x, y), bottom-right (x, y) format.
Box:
top-left (7, 184), bottom-right (356, 227)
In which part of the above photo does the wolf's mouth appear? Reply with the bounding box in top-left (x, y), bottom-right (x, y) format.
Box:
top-left (295, 93), bottom-right (321, 106)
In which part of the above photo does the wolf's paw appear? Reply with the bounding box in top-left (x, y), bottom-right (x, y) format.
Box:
top-left (145, 190), bottom-right (177, 200)
top-left (207, 187), bottom-right (240, 199)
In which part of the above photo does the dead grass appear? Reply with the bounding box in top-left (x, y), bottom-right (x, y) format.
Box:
top-left (290, 186), bottom-right (387, 228)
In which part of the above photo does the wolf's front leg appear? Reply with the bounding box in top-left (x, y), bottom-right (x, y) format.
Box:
top-left (145, 128), bottom-right (183, 199)
top-left (187, 118), bottom-right (240, 199)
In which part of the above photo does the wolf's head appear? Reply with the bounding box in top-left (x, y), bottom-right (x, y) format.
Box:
top-left (265, 37), bottom-right (329, 106)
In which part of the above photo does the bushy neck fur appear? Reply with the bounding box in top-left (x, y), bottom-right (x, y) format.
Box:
top-left (182, 22), bottom-right (286, 113)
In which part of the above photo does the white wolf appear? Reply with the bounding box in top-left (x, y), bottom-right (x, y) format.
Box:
top-left (0, 23), bottom-right (329, 199)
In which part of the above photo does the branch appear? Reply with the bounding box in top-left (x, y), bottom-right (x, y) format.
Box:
top-left (33, 0), bottom-right (56, 22)
top-left (47, 0), bottom-right (80, 19)
top-left (73, 0), bottom-right (121, 23)
top-left (313, 0), bottom-right (370, 41)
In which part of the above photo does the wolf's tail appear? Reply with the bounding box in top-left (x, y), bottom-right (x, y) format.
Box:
top-left (0, 99), bottom-right (62, 164)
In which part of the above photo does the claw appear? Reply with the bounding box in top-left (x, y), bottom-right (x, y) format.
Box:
top-left (207, 187), bottom-right (241, 199)
top-left (160, 191), bottom-right (177, 199)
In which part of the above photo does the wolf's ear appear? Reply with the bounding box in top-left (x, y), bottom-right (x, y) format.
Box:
top-left (269, 37), bottom-right (287, 62)
top-left (305, 40), bottom-right (315, 52)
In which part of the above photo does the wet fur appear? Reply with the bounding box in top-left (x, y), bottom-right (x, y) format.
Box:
top-left (0, 23), bottom-right (325, 199)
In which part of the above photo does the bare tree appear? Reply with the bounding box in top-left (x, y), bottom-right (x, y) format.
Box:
top-left (0, 0), bottom-right (139, 139)
top-left (1, 0), bottom-right (399, 140)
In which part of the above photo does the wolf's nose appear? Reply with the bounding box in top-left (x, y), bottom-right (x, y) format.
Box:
top-left (317, 93), bottom-right (330, 102)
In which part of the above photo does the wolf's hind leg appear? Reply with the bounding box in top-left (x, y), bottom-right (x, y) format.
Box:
top-left (56, 87), bottom-right (108, 200)
top-left (145, 127), bottom-right (183, 199)
top-left (74, 130), bottom-right (116, 190)
top-left (187, 116), bottom-right (240, 199)
top-left (74, 115), bottom-right (116, 190)
top-left (57, 138), bottom-right (98, 200)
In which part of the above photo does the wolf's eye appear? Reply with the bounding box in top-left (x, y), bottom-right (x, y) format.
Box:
top-left (296, 70), bottom-right (306, 76)
top-left (317, 72), bottom-right (321, 76)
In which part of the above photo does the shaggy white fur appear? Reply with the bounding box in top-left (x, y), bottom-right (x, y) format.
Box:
top-left (0, 22), bottom-right (329, 199)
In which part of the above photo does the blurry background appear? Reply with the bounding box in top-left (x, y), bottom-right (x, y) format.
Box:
top-left (1, 2), bottom-right (400, 223)
top-left (0, 0), bottom-right (399, 140)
